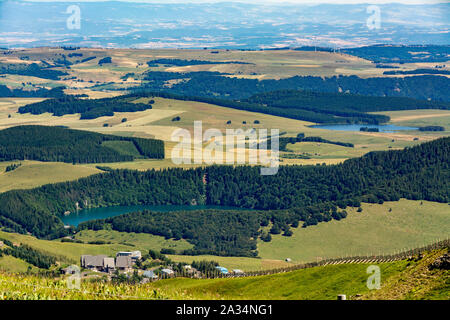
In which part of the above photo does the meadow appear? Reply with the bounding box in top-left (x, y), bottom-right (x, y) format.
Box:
top-left (375, 109), bottom-right (450, 135)
top-left (1, 248), bottom-right (448, 300)
top-left (0, 229), bottom-right (195, 266)
top-left (0, 161), bottom-right (100, 193)
top-left (258, 200), bottom-right (450, 263)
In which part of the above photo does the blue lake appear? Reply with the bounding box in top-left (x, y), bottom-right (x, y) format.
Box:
top-left (61, 205), bottom-right (244, 227)
top-left (310, 124), bottom-right (418, 133)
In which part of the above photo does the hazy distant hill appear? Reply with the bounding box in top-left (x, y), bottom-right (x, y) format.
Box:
top-left (0, 1), bottom-right (448, 49)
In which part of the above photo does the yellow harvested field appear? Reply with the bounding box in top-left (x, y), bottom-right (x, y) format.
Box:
top-left (114, 109), bottom-right (184, 127)
top-left (387, 111), bottom-right (450, 123)
top-left (357, 132), bottom-right (437, 142)
top-left (94, 125), bottom-right (182, 141)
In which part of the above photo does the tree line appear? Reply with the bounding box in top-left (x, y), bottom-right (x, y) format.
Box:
top-left (418, 126), bottom-right (445, 132)
top-left (147, 59), bottom-right (251, 67)
top-left (18, 95), bottom-right (155, 119)
top-left (0, 62), bottom-right (68, 80)
top-left (137, 72), bottom-right (450, 102)
top-left (0, 85), bottom-right (67, 98)
top-left (0, 125), bottom-right (164, 163)
top-left (0, 238), bottom-right (56, 269)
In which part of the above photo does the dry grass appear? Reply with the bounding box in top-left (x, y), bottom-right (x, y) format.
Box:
top-left (363, 249), bottom-right (450, 300)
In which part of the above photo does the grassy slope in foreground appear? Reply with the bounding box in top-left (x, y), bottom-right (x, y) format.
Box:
top-left (258, 200), bottom-right (450, 263)
top-left (1, 249), bottom-right (448, 300)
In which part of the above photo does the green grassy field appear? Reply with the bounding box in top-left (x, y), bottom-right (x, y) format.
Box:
top-left (2, 248), bottom-right (448, 300)
top-left (150, 260), bottom-right (408, 300)
top-left (0, 231), bottom-right (134, 264)
top-left (0, 161), bottom-right (101, 193)
top-left (0, 230), bottom-right (195, 265)
top-left (376, 109), bottom-right (450, 136)
top-left (258, 200), bottom-right (450, 263)
top-left (74, 230), bottom-right (193, 253)
top-left (0, 255), bottom-right (35, 273)
top-left (167, 255), bottom-right (291, 272)
top-left (285, 140), bottom-right (419, 159)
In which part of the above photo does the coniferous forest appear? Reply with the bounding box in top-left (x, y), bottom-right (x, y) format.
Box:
top-left (138, 73), bottom-right (450, 102)
top-left (18, 95), bottom-right (155, 119)
top-left (0, 137), bottom-right (447, 256)
top-left (0, 62), bottom-right (68, 80)
top-left (0, 125), bottom-right (164, 163)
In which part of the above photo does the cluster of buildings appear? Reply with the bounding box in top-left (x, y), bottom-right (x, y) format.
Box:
top-left (215, 266), bottom-right (244, 275)
top-left (80, 251), bottom-right (142, 273)
top-left (78, 250), bottom-right (245, 280)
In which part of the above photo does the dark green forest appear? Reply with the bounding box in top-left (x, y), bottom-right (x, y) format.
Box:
top-left (383, 69), bottom-right (450, 76)
top-left (338, 45), bottom-right (450, 64)
top-left (0, 85), bottom-right (67, 98)
top-left (0, 125), bottom-right (164, 163)
top-left (138, 72), bottom-right (450, 102)
top-left (98, 57), bottom-right (112, 65)
top-left (0, 137), bottom-right (447, 256)
top-left (18, 95), bottom-right (155, 119)
top-left (80, 209), bottom-right (262, 257)
top-left (0, 63), bottom-right (68, 80)
top-left (0, 238), bottom-right (56, 269)
top-left (418, 126), bottom-right (445, 132)
top-left (147, 59), bottom-right (251, 67)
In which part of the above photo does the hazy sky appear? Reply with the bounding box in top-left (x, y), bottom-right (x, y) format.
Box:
top-left (22, 0), bottom-right (450, 4)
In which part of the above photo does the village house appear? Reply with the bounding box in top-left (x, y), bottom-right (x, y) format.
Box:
top-left (143, 270), bottom-right (158, 280)
top-left (80, 251), bottom-right (142, 274)
top-left (116, 256), bottom-right (133, 273)
top-left (183, 265), bottom-right (200, 276)
top-left (103, 257), bottom-right (115, 273)
top-left (81, 255), bottom-right (108, 272)
top-left (116, 251), bottom-right (142, 263)
top-left (161, 268), bottom-right (175, 277)
top-left (215, 266), bottom-right (229, 274)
